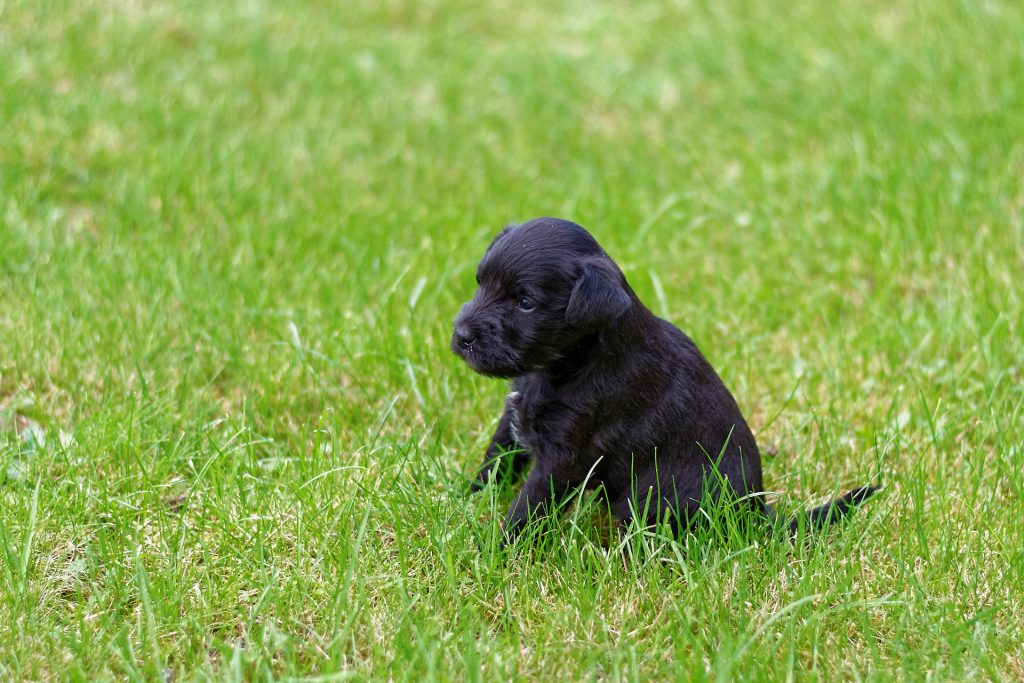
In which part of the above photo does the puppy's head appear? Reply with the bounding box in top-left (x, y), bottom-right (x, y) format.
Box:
top-left (452, 218), bottom-right (632, 378)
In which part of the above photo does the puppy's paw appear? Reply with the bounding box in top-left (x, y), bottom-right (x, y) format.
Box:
top-left (473, 526), bottom-right (511, 558)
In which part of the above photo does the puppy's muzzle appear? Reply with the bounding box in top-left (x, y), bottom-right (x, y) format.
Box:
top-left (452, 303), bottom-right (479, 355)
top-left (453, 323), bottom-right (476, 350)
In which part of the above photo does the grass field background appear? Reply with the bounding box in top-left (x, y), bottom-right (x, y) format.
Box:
top-left (2, 0), bottom-right (1023, 679)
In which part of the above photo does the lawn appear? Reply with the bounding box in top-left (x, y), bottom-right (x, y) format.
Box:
top-left (1, 0), bottom-right (1022, 679)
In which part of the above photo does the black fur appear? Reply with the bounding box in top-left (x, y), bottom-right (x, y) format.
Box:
top-left (452, 218), bottom-right (878, 543)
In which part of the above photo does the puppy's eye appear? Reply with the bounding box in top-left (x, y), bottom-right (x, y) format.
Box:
top-left (516, 296), bottom-right (535, 312)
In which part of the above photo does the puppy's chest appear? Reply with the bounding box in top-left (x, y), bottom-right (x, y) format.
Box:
top-left (507, 379), bottom-right (590, 451)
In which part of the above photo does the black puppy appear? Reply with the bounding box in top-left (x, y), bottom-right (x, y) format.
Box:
top-left (452, 218), bottom-right (877, 543)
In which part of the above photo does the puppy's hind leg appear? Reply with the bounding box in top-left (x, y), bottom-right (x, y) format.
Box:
top-left (469, 407), bottom-right (530, 492)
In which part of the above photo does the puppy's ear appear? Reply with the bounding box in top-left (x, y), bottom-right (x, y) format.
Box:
top-left (565, 259), bottom-right (631, 330)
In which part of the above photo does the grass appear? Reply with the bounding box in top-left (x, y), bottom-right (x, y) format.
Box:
top-left (1, 0), bottom-right (1023, 679)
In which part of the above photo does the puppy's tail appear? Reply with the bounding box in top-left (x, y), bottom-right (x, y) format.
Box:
top-left (779, 484), bottom-right (880, 536)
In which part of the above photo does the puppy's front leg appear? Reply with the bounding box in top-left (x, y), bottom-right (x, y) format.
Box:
top-left (471, 405), bottom-right (530, 492)
top-left (502, 462), bottom-right (575, 542)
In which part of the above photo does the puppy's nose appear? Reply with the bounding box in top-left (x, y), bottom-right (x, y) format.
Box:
top-left (454, 324), bottom-right (477, 349)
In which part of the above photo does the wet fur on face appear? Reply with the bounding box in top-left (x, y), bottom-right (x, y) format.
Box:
top-left (453, 217), bottom-right (878, 544)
